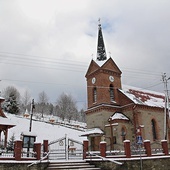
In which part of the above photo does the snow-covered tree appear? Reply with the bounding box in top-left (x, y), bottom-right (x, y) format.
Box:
top-left (56, 93), bottom-right (78, 122)
top-left (79, 109), bottom-right (86, 122)
top-left (2, 86), bottom-right (20, 114)
top-left (7, 133), bottom-right (15, 151)
top-left (38, 91), bottom-right (48, 117)
top-left (21, 90), bottom-right (31, 109)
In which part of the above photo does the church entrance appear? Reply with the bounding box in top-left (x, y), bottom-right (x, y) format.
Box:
top-left (90, 136), bottom-right (101, 151)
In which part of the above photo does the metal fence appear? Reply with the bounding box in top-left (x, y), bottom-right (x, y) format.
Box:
top-left (48, 136), bottom-right (83, 160)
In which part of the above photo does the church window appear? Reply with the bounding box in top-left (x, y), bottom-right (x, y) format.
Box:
top-left (113, 136), bottom-right (116, 144)
top-left (93, 87), bottom-right (97, 103)
top-left (121, 127), bottom-right (126, 142)
top-left (110, 84), bottom-right (114, 101)
top-left (151, 119), bottom-right (157, 140)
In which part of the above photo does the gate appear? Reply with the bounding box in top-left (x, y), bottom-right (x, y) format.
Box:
top-left (48, 135), bottom-right (83, 160)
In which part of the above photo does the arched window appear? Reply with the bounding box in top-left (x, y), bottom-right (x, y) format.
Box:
top-left (151, 119), bottom-right (157, 140)
top-left (93, 87), bottom-right (97, 103)
top-left (121, 127), bottom-right (126, 142)
top-left (110, 84), bottom-right (114, 101)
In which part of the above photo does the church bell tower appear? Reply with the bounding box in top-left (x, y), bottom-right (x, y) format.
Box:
top-left (85, 21), bottom-right (122, 111)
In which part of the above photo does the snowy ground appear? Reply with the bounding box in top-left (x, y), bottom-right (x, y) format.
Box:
top-left (5, 113), bottom-right (87, 143)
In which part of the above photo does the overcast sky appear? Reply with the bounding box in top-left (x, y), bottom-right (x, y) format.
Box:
top-left (0, 0), bottom-right (170, 110)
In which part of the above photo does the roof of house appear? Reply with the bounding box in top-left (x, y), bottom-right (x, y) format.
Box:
top-left (80, 128), bottom-right (104, 136)
top-left (0, 116), bottom-right (16, 128)
top-left (120, 85), bottom-right (165, 108)
top-left (0, 97), bottom-right (5, 102)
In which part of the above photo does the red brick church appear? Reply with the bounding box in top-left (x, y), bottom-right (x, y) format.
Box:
top-left (84, 21), bottom-right (170, 151)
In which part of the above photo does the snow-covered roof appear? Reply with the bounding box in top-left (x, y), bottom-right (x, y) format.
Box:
top-left (21, 131), bottom-right (37, 137)
top-left (80, 128), bottom-right (104, 136)
top-left (95, 60), bottom-right (106, 67)
top-left (24, 109), bottom-right (29, 115)
top-left (0, 116), bottom-right (16, 127)
top-left (109, 112), bottom-right (129, 121)
top-left (95, 58), bottom-right (108, 67)
top-left (0, 97), bottom-right (5, 100)
top-left (120, 85), bottom-right (165, 108)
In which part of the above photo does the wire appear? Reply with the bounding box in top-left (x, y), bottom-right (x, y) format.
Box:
top-left (0, 51), bottom-right (87, 65)
top-left (0, 51), bottom-right (167, 90)
top-left (0, 51), bottom-right (164, 77)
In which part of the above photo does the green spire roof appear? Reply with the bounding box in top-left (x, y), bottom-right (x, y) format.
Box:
top-left (97, 20), bottom-right (107, 61)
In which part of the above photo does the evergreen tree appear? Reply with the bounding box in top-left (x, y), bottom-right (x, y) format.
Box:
top-left (4, 94), bottom-right (20, 114)
top-left (7, 134), bottom-right (15, 151)
top-left (2, 86), bottom-right (20, 114)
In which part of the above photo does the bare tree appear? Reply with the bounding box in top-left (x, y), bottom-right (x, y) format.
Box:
top-left (79, 109), bottom-right (86, 122)
top-left (21, 90), bottom-right (31, 111)
top-left (56, 93), bottom-right (78, 122)
top-left (38, 91), bottom-right (48, 117)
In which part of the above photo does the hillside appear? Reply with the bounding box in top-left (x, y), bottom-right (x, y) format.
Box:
top-left (5, 113), bottom-right (87, 143)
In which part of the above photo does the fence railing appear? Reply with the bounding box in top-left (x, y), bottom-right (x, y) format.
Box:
top-left (0, 150), bottom-right (14, 158)
top-left (83, 139), bottom-right (170, 160)
top-left (0, 139), bottom-right (49, 161)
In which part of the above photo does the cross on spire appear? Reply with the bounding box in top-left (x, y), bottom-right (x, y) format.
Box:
top-left (97, 19), bottom-right (107, 61)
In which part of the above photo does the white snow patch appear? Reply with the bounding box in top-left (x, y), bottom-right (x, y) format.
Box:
top-left (5, 113), bottom-right (87, 143)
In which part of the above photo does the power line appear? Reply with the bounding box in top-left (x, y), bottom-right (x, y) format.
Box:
top-left (0, 51), bottom-right (167, 87)
top-left (0, 51), bottom-right (165, 77)
top-left (0, 61), bottom-right (86, 72)
top-left (0, 54), bottom-right (87, 67)
top-left (1, 78), bottom-right (86, 87)
top-left (0, 51), bottom-right (87, 65)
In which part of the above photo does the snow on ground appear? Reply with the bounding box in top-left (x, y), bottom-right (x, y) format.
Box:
top-left (5, 113), bottom-right (87, 143)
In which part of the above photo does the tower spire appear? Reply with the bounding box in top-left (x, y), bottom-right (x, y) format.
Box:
top-left (97, 19), bottom-right (107, 61)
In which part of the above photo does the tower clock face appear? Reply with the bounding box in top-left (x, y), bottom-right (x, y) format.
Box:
top-left (92, 77), bottom-right (96, 84)
top-left (109, 76), bottom-right (114, 82)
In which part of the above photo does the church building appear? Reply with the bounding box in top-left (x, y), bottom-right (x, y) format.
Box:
top-left (84, 21), bottom-right (169, 151)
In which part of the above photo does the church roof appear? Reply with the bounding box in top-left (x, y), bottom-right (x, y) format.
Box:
top-left (97, 20), bottom-right (107, 61)
top-left (120, 85), bottom-right (165, 108)
top-left (95, 58), bottom-right (108, 67)
top-left (85, 57), bottom-right (122, 77)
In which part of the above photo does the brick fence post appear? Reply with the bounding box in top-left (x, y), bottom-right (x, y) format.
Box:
top-left (83, 140), bottom-right (89, 159)
top-left (124, 140), bottom-right (131, 158)
top-left (100, 141), bottom-right (106, 158)
top-left (14, 140), bottom-right (22, 161)
top-left (34, 142), bottom-right (41, 160)
top-left (144, 140), bottom-right (151, 156)
top-left (43, 140), bottom-right (49, 157)
top-left (161, 140), bottom-right (168, 155)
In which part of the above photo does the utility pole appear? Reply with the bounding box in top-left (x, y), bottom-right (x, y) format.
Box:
top-left (29, 99), bottom-right (35, 132)
top-left (162, 73), bottom-right (170, 140)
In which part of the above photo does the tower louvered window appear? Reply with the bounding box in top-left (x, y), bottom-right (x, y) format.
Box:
top-left (110, 84), bottom-right (114, 101)
top-left (93, 87), bottom-right (97, 103)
